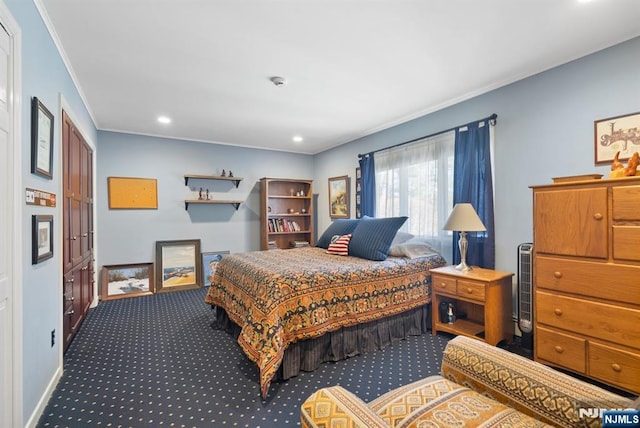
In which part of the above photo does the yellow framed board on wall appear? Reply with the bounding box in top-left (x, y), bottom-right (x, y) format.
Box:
top-left (108, 177), bottom-right (158, 209)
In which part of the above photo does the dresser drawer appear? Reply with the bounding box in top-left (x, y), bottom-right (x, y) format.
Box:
top-left (589, 341), bottom-right (640, 394)
top-left (613, 226), bottom-right (640, 262)
top-left (612, 185), bottom-right (640, 221)
top-left (535, 256), bottom-right (640, 305)
top-left (431, 275), bottom-right (456, 294)
top-left (536, 325), bottom-right (586, 373)
top-left (536, 290), bottom-right (640, 347)
top-left (457, 280), bottom-right (485, 301)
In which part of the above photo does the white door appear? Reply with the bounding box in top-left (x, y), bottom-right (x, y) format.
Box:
top-left (0, 18), bottom-right (17, 428)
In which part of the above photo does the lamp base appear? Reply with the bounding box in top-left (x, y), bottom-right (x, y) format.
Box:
top-left (456, 231), bottom-right (473, 272)
top-left (454, 261), bottom-right (473, 271)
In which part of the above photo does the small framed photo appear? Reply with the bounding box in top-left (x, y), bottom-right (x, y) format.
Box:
top-left (155, 239), bottom-right (202, 293)
top-left (31, 97), bottom-right (54, 179)
top-left (328, 175), bottom-right (350, 219)
top-left (202, 251), bottom-right (230, 286)
top-left (101, 263), bottom-right (154, 300)
top-left (594, 111), bottom-right (640, 164)
top-left (32, 214), bottom-right (53, 264)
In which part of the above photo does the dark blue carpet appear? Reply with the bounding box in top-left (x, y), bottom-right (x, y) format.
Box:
top-left (37, 287), bottom-right (449, 428)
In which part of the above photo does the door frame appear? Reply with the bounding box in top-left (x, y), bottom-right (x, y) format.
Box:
top-left (0, 1), bottom-right (23, 426)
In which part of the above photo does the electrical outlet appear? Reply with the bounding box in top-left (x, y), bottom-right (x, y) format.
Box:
top-left (51, 329), bottom-right (55, 347)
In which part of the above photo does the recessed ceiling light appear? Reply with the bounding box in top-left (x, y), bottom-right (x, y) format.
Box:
top-left (292, 135), bottom-right (303, 143)
top-left (157, 116), bottom-right (171, 124)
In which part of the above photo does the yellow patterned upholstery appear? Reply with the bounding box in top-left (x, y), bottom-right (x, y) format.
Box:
top-left (369, 375), bottom-right (550, 427)
top-left (441, 337), bottom-right (633, 428)
top-left (301, 386), bottom-right (388, 428)
top-left (301, 336), bottom-right (636, 428)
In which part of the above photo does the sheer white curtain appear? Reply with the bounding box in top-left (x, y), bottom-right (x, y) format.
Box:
top-left (375, 131), bottom-right (455, 261)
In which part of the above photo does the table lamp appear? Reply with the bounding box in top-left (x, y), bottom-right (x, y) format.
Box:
top-left (443, 203), bottom-right (486, 271)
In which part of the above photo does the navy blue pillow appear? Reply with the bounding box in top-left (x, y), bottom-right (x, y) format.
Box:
top-left (349, 216), bottom-right (408, 261)
top-left (315, 219), bottom-right (361, 249)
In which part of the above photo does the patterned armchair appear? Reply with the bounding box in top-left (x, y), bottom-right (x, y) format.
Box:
top-left (301, 336), bottom-right (635, 428)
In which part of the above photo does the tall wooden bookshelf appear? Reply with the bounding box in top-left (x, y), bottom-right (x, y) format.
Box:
top-left (260, 178), bottom-right (313, 250)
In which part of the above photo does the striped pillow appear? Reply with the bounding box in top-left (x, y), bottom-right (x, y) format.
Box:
top-left (326, 234), bottom-right (351, 256)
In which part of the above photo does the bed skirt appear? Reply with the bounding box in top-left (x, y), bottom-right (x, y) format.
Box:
top-left (211, 303), bottom-right (431, 381)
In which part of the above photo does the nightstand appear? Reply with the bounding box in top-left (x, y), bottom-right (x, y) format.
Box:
top-left (431, 265), bottom-right (513, 346)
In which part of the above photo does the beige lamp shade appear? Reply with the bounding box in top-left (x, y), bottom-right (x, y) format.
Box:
top-left (443, 203), bottom-right (486, 232)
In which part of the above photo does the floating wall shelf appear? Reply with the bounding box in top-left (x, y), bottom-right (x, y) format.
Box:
top-left (184, 174), bottom-right (243, 188)
top-left (184, 200), bottom-right (243, 210)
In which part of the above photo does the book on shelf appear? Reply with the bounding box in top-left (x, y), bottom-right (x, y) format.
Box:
top-left (268, 240), bottom-right (278, 250)
top-left (289, 240), bottom-right (310, 248)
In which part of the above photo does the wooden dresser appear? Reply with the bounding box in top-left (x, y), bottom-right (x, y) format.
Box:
top-left (531, 176), bottom-right (640, 394)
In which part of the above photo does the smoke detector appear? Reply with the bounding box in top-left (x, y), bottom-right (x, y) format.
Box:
top-left (270, 76), bottom-right (287, 87)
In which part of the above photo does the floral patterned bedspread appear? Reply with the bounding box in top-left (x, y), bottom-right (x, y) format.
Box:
top-left (204, 246), bottom-right (446, 397)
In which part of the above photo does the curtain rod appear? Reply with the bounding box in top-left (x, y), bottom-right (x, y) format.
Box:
top-left (358, 113), bottom-right (497, 159)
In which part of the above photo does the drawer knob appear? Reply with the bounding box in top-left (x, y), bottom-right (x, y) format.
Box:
top-left (553, 271), bottom-right (562, 279)
top-left (611, 363), bottom-right (622, 372)
top-left (466, 287), bottom-right (473, 294)
top-left (593, 213), bottom-right (603, 220)
top-left (554, 346), bottom-right (564, 354)
top-left (439, 282), bottom-right (447, 288)
top-left (554, 308), bottom-right (563, 316)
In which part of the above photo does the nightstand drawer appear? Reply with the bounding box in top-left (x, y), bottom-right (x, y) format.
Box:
top-left (457, 280), bottom-right (485, 301)
top-left (431, 275), bottom-right (456, 294)
top-left (536, 325), bottom-right (586, 374)
top-left (589, 341), bottom-right (640, 393)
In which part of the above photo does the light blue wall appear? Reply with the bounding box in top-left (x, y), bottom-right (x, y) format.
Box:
top-left (97, 131), bottom-right (314, 265)
top-left (6, 0), bottom-right (98, 424)
top-left (314, 36), bottom-right (640, 276)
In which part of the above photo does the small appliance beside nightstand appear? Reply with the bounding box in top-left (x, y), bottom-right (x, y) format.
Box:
top-left (431, 265), bottom-right (513, 346)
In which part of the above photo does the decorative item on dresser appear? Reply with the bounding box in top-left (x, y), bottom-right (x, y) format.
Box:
top-left (531, 175), bottom-right (640, 394)
top-left (430, 265), bottom-right (513, 346)
top-left (260, 177), bottom-right (313, 250)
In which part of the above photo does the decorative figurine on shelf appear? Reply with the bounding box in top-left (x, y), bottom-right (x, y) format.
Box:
top-left (198, 188), bottom-right (204, 200)
top-left (221, 169), bottom-right (226, 177)
top-left (205, 189), bottom-right (210, 200)
top-left (610, 151), bottom-right (640, 178)
top-left (229, 170), bottom-right (233, 177)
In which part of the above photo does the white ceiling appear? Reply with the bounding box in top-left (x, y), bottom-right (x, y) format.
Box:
top-left (38, 0), bottom-right (640, 154)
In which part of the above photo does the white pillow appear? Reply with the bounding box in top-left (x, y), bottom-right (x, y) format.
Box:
top-left (390, 231), bottom-right (414, 247)
top-left (388, 237), bottom-right (439, 259)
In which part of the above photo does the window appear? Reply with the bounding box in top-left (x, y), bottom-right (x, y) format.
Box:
top-left (375, 131), bottom-right (455, 261)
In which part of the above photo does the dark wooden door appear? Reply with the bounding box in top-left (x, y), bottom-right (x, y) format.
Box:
top-left (62, 111), bottom-right (94, 351)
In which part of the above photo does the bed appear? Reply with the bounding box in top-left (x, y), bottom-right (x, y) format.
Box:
top-left (204, 245), bottom-right (447, 398)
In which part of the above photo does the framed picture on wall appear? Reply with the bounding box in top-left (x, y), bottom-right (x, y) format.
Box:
top-left (328, 175), bottom-right (350, 219)
top-left (201, 251), bottom-right (230, 286)
top-left (101, 263), bottom-right (154, 300)
top-left (155, 239), bottom-right (202, 293)
top-left (32, 214), bottom-right (53, 264)
top-left (31, 97), bottom-right (54, 179)
top-left (594, 111), bottom-right (640, 164)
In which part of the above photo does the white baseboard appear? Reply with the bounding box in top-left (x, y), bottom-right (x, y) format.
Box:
top-left (24, 365), bottom-right (62, 428)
